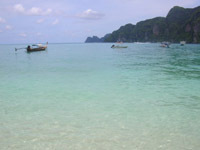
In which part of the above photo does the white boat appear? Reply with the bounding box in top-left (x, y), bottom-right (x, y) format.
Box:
top-left (160, 42), bottom-right (170, 48)
top-left (180, 41), bottom-right (186, 46)
top-left (111, 45), bottom-right (128, 48)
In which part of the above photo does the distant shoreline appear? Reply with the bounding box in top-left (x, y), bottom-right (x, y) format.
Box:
top-left (85, 6), bottom-right (200, 44)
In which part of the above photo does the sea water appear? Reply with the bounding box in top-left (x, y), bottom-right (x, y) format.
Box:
top-left (0, 43), bottom-right (200, 150)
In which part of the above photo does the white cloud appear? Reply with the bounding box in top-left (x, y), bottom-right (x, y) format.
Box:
top-left (77, 9), bottom-right (104, 20)
top-left (13, 4), bottom-right (52, 16)
top-left (28, 7), bottom-right (43, 15)
top-left (0, 30), bottom-right (2, 33)
top-left (14, 4), bottom-right (25, 13)
top-left (5, 25), bottom-right (12, 30)
top-left (19, 33), bottom-right (27, 37)
top-left (52, 19), bottom-right (59, 25)
top-left (28, 7), bottom-right (52, 15)
top-left (43, 8), bottom-right (52, 15)
top-left (0, 17), bottom-right (6, 23)
top-left (37, 18), bottom-right (44, 24)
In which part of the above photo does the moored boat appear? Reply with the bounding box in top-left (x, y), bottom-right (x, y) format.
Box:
top-left (111, 45), bottom-right (128, 48)
top-left (15, 42), bottom-right (48, 52)
top-left (27, 43), bottom-right (48, 52)
top-left (180, 41), bottom-right (186, 46)
top-left (160, 42), bottom-right (170, 48)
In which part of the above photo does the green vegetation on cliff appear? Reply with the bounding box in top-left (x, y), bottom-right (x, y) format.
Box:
top-left (86, 6), bottom-right (200, 43)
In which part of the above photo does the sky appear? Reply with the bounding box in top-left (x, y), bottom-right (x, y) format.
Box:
top-left (0, 0), bottom-right (199, 44)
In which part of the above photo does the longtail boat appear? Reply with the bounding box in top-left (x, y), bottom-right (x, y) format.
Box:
top-left (15, 42), bottom-right (48, 52)
top-left (27, 43), bottom-right (48, 52)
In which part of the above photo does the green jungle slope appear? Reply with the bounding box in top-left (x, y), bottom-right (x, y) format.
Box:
top-left (85, 6), bottom-right (200, 43)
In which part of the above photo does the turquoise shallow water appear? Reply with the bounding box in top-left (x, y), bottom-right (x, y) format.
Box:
top-left (0, 43), bottom-right (200, 150)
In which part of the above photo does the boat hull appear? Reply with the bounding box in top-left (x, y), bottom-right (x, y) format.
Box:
top-left (113, 46), bottom-right (127, 48)
top-left (27, 47), bottom-right (46, 52)
top-left (111, 46), bottom-right (128, 48)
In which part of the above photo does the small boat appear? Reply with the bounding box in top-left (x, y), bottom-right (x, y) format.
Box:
top-left (160, 42), bottom-right (170, 48)
top-left (27, 43), bottom-right (48, 52)
top-left (111, 45), bottom-right (128, 48)
top-left (180, 41), bottom-right (186, 46)
top-left (15, 42), bottom-right (48, 52)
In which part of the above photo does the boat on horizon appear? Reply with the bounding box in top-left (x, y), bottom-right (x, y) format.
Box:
top-left (27, 42), bottom-right (48, 52)
top-left (160, 42), bottom-right (170, 48)
top-left (111, 45), bottom-right (128, 48)
top-left (15, 42), bottom-right (48, 52)
top-left (180, 41), bottom-right (186, 46)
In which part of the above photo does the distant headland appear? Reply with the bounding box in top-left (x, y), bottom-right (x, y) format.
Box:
top-left (85, 6), bottom-right (200, 43)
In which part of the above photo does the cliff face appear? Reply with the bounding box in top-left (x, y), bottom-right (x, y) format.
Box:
top-left (164, 6), bottom-right (200, 43)
top-left (104, 24), bottom-right (136, 42)
top-left (85, 36), bottom-right (102, 43)
top-left (86, 6), bottom-right (200, 43)
top-left (85, 34), bottom-right (111, 43)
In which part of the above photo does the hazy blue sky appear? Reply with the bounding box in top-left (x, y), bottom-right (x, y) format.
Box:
top-left (0, 0), bottom-right (199, 44)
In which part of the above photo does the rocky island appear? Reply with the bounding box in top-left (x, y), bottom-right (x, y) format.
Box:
top-left (85, 6), bottom-right (200, 43)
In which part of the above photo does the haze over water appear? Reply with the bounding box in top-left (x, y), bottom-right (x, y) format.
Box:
top-left (0, 43), bottom-right (200, 150)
